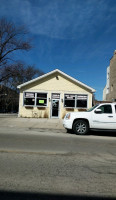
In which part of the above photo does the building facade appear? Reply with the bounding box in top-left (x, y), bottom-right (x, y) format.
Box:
top-left (103, 51), bottom-right (116, 101)
top-left (17, 69), bottom-right (95, 119)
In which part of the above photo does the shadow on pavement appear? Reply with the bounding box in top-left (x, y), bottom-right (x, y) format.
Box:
top-left (0, 191), bottom-right (115, 200)
top-left (89, 130), bottom-right (116, 137)
top-left (66, 129), bottom-right (116, 137)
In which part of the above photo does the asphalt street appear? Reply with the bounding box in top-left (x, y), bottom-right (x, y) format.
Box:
top-left (0, 115), bottom-right (116, 200)
top-left (0, 126), bottom-right (116, 155)
top-left (0, 125), bottom-right (116, 200)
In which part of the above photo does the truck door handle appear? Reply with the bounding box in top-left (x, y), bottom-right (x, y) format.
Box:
top-left (108, 116), bottom-right (113, 118)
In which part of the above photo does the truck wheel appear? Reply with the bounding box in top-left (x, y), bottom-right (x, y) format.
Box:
top-left (73, 120), bottom-right (89, 135)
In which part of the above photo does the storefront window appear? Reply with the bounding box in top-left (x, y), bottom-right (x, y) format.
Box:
top-left (64, 94), bottom-right (87, 108)
top-left (76, 95), bottom-right (87, 108)
top-left (24, 92), bottom-right (47, 107)
top-left (64, 94), bottom-right (75, 108)
top-left (24, 92), bottom-right (35, 106)
top-left (36, 93), bottom-right (47, 106)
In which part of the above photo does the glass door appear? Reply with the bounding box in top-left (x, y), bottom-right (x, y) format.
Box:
top-left (51, 93), bottom-right (60, 118)
top-left (51, 99), bottom-right (59, 118)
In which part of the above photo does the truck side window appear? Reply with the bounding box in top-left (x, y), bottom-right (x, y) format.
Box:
top-left (98, 105), bottom-right (112, 114)
top-left (115, 105), bottom-right (116, 113)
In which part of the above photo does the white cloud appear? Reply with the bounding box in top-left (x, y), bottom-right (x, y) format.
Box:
top-left (0, 0), bottom-right (116, 39)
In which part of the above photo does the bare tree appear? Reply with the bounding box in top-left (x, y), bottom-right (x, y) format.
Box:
top-left (0, 18), bottom-right (44, 112)
top-left (0, 18), bottom-right (31, 69)
top-left (0, 62), bottom-right (44, 112)
top-left (1, 62), bottom-right (44, 90)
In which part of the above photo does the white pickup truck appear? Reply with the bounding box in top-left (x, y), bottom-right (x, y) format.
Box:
top-left (63, 103), bottom-right (116, 135)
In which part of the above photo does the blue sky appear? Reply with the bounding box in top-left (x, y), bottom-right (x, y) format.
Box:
top-left (1, 0), bottom-right (116, 100)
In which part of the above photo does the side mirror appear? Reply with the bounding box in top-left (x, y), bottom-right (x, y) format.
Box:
top-left (94, 108), bottom-right (102, 114)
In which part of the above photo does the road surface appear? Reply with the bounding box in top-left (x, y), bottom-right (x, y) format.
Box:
top-left (0, 126), bottom-right (116, 200)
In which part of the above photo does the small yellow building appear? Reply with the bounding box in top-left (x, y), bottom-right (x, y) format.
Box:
top-left (17, 69), bottom-right (95, 119)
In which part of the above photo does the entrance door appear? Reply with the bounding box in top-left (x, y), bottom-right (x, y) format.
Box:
top-left (51, 93), bottom-right (60, 118)
top-left (51, 99), bottom-right (60, 118)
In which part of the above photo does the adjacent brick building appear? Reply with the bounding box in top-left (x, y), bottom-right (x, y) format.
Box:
top-left (103, 51), bottom-right (116, 101)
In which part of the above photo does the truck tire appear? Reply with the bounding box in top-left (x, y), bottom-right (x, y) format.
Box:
top-left (73, 120), bottom-right (89, 135)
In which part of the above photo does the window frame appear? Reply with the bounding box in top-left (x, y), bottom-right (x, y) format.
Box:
top-left (64, 94), bottom-right (76, 108)
top-left (36, 92), bottom-right (48, 107)
top-left (64, 94), bottom-right (88, 109)
top-left (23, 92), bottom-right (35, 107)
top-left (76, 94), bottom-right (88, 108)
top-left (23, 92), bottom-right (48, 107)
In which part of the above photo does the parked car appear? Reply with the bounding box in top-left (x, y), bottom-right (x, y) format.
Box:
top-left (63, 103), bottom-right (116, 135)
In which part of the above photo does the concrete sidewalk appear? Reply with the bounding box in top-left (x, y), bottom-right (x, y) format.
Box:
top-left (0, 115), bottom-right (64, 130)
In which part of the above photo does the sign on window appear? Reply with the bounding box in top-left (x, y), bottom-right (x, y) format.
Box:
top-left (39, 100), bottom-right (44, 104)
top-left (25, 93), bottom-right (35, 98)
top-left (52, 93), bottom-right (60, 99)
